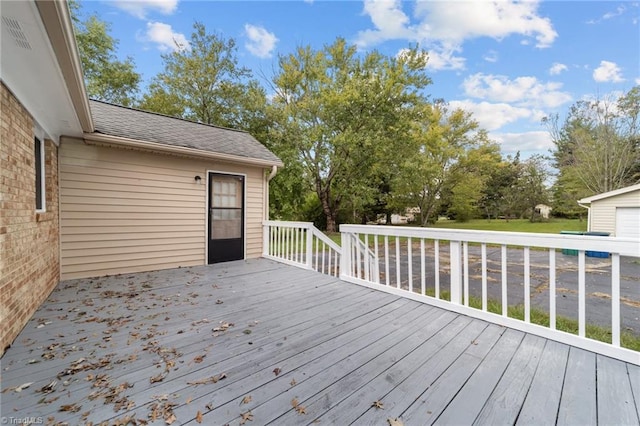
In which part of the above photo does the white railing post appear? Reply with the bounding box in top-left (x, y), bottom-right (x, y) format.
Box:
top-left (306, 224), bottom-right (313, 269)
top-left (340, 230), bottom-right (351, 280)
top-left (450, 240), bottom-right (463, 305)
top-left (262, 222), bottom-right (270, 257)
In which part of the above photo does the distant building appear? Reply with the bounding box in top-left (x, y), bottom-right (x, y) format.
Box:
top-left (535, 204), bottom-right (553, 219)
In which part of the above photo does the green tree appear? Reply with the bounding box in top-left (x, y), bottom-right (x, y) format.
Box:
top-left (444, 142), bottom-right (503, 222)
top-left (517, 155), bottom-right (550, 222)
top-left (139, 22), bottom-right (266, 132)
top-left (69, 1), bottom-right (140, 106)
top-left (269, 39), bottom-right (431, 231)
top-left (478, 153), bottom-right (521, 220)
top-left (545, 86), bottom-right (640, 201)
top-left (392, 102), bottom-right (490, 226)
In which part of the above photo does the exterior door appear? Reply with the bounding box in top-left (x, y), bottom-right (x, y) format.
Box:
top-left (208, 173), bottom-right (244, 263)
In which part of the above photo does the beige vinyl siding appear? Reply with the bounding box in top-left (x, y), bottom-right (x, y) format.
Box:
top-left (589, 189), bottom-right (640, 236)
top-left (59, 138), bottom-right (266, 279)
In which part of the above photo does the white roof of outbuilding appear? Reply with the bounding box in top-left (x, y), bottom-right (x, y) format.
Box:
top-left (578, 183), bottom-right (640, 204)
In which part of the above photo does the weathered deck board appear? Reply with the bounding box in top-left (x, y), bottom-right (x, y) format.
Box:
top-left (1, 258), bottom-right (638, 425)
top-left (596, 355), bottom-right (639, 425)
top-left (516, 339), bottom-right (569, 425)
top-left (557, 347), bottom-right (598, 425)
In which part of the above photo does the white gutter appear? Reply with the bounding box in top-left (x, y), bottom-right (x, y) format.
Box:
top-left (83, 133), bottom-right (283, 168)
top-left (577, 202), bottom-right (591, 232)
top-left (265, 165), bottom-right (278, 220)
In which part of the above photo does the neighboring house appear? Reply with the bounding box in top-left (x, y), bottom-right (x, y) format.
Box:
top-left (0, 0), bottom-right (281, 355)
top-left (534, 204), bottom-right (552, 219)
top-left (578, 183), bottom-right (640, 239)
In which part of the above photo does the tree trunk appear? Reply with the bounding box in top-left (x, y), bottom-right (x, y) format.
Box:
top-left (318, 188), bottom-right (338, 233)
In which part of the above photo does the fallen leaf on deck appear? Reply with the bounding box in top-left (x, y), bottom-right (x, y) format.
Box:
top-left (37, 381), bottom-right (57, 393)
top-left (240, 411), bottom-right (253, 425)
top-left (273, 367), bottom-right (281, 376)
top-left (212, 322), bottom-right (234, 332)
top-left (216, 299), bottom-right (223, 304)
top-left (372, 400), bottom-right (384, 409)
top-left (193, 354), bottom-right (205, 364)
top-left (165, 413), bottom-right (177, 424)
top-left (186, 396), bottom-right (192, 404)
top-left (60, 403), bottom-right (81, 412)
top-left (187, 373), bottom-right (227, 385)
top-left (387, 418), bottom-right (403, 426)
top-left (196, 410), bottom-right (203, 423)
top-left (290, 379), bottom-right (297, 387)
top-left (296, 405), bottom-right (307, 415)
top-left (11, 382), bottom-right (33, 393)
top-left (241, 395), bottom-right (252, 405)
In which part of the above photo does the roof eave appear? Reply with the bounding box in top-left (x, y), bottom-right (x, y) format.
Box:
top-left (83, 132), bottom-right (284, 168)
top-left (36, 0), bottom-right (94, 133)
top-left (578, 183), bottom-right (640, 204)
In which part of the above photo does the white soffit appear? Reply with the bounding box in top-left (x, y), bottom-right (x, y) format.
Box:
top-left (1, 1), bottom-right (83, 142)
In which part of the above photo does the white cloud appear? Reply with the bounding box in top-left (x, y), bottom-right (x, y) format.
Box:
top-left (593, 60), bottom-right (625, 83)
top-left (449, 100), bottom-right (541, 131)
top-left (412, 1), bottom-right (557, 48)
top-left (111, 0), bottom-right (178, 19)
top-left (587, 5), bottom-right (626, 24)
top-left (244, 24), bottom-right (278, 59)
top-left (636, 77), bottom-right (640, 85)
top-left (462, 73), bottom-right (572, 108)
top-left (549, 63), bottom-right (568, 75)
top-left (356, 0), bottom-right (556, 70)
top-left (491, 131), bottom-right (553, 155)
top-left (142, 22), bottom-right (190, 52)
top-left (483, 50), bottom-right (498, 63)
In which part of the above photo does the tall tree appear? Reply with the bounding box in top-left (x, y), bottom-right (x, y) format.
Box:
top-left (269, 39), bottom-right (431, 231)
top-left (517, 155), bottom-right (550, 221)
top-left (69, 1), bottom-right (140, 106)
top-left (392, 102), bottom-right (490, 226)
top-left (139, 22), bottom-right (266, 133)
top-left (545, 87), bottom-right (640, 200)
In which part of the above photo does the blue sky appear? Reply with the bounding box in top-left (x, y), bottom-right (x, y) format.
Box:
top-left (80, 0), bottom-right (640, 158)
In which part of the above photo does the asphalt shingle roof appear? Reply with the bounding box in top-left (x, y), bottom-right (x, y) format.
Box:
top-left (89, 100), bottom-right (282, 165)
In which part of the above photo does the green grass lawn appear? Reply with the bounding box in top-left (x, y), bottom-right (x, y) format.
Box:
top-left (324, 218), bottom-right (586, 245)
top-left (430, 218), bottom-right (587, 234)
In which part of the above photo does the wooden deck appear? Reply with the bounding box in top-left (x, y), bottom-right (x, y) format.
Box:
top-left (2, 259), bottom-right (639, 425)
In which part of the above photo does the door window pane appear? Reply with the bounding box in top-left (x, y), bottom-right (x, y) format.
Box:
top-left (210, 208), bottom-right (241, 239)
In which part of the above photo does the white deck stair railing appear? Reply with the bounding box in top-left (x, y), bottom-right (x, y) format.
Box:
top-left (339, 224), bottom-right (640, 365)
top-left (263, 221), bottom-right (341, 276)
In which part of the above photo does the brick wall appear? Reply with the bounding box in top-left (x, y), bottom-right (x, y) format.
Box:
top-left (0, 82), bottom-right (60, 357)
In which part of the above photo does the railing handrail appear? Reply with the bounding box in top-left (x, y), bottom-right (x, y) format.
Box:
top-left (310, 227), bottom-right (342, 253)
top-left (340, 224), bottom-right (639, 256)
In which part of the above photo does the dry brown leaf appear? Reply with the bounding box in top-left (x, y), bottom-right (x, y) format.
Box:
top-left (290, 379), bottom-right (297, 387)
top-left (240, 411), bottom-right (253, 425)
top-left (291, 398), bottom-right (299, 408)
top-left (59, 403), bottom-right (81, 413)
top-left (193, 354), bottom-right (205, 364)
top-left (187, 373), bottom-right (227, 385)
top-left (165, 413), bottom-right (177, 424)
top-left (387, 418), bottom-right (403, 426)
top-left (186, 396), bottom-right (192, 404)
top-left (241, 395), bottom-right (252, 405)
top-left (273, 367), bottom-right (281, 376)
top-left (296, 405), bottom-right (307, 415)
top-left (195, 410), bottom-right (203, 423)
top-left (372, 400), bottom-right (384, 409)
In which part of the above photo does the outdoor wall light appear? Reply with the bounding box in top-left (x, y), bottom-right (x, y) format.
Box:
top-left (194, 175), bottom-right (202, 184)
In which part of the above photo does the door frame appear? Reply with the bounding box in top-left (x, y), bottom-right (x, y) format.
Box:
top-left (205, 170), bottom-right (247, 264)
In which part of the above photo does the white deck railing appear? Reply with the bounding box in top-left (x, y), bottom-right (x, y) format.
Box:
top-left (339, 224), bottom-right (640, 365)
top-left (263, 221), bottom-right (341, 276)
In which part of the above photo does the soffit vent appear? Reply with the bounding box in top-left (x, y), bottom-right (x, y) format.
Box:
top-left (2, 17), bottom-right (32, 50)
